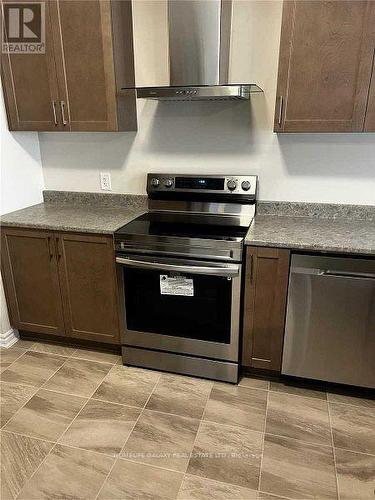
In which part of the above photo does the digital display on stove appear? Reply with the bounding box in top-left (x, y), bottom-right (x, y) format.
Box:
top-left (175, 177), bottom-right (225, 190)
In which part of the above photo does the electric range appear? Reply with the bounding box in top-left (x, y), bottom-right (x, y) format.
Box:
top-left (115, 173), bottom-right (257, 382)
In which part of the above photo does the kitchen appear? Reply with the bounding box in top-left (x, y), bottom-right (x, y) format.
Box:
top-left (0, 0), bottom-right (374, 499)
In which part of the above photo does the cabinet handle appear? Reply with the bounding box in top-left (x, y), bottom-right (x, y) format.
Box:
top-left (47, 236), bottom-right (54, 260)
top-left (56, 237), bottom-right (62, 260)
top-left (60, 101), bottom-right (68, 126)
top-left (277, 96), bottom-right (283, 127)
top-left (52, 101), bottom-right (58, 126)
top-left (249, 254), bottom-right (254, 284)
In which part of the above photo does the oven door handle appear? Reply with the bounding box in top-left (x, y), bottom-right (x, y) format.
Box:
top-left (116, 257), bottom-right (240, 277)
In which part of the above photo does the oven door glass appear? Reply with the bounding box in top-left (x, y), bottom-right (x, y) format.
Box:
top-left (120, 257), bottom-right (239, 344)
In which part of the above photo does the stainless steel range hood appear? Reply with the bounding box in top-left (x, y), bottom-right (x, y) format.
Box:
top-left (136, 85), bottom-right (262, 101)
top-left (127, 0), bottom-right (263, 101)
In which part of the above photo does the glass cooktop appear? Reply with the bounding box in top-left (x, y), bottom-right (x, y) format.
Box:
top-left (115, 212), bottom-right (248, 241)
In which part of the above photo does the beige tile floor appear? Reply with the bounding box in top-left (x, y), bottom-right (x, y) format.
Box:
top-left (1, 340), bottom-right (374, 500)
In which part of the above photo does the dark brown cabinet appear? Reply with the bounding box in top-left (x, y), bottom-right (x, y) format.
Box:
top-left (274, 0), bottom-right (375, 132)
top-left (1, 228), bottom-right (65, 335)
top-left (57, 233), bottom-right (120, 344)
top-left (242, 247), bottom-right (290, 373)
top-left (1, 227), bottom-right (120, 344)
top-left (1, 0), bottom-right (136, 132)
top-left (1, 0), bottom-right (62, 131)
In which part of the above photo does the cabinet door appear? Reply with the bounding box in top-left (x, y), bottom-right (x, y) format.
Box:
top-left (1, 0), bottom-right (62, 131)
top-left (52, 0), bottom-right (118, 131)
top-left (1, 228), bottom-right (65, 335)
top-left (57, 233), bottom-right (120, 344)
top-left (242, 247), bottom-right (290, 372)
top-left (274, 0), bottom-right (375, 132)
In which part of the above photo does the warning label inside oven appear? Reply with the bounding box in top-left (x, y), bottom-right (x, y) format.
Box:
top-left (160, 275), bottom-right (194, 296)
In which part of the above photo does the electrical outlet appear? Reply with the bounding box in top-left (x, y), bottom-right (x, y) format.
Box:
top-left (100, 172), bottom-right (112, 191)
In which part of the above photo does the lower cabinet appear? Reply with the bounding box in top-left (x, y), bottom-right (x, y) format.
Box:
top-left (242, 246), bottom-right (290, 373)
top-left (57, 233), bottom-right (120, 343)
top-left (1, 227), bottom-right (120, 344)
top-left (1, 228), bottom-right (65, 336)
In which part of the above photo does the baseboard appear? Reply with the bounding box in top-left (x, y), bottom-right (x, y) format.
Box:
top-left (0, 328), bottom-right (20, 348)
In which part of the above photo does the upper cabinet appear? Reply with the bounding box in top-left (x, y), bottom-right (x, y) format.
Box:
top-left (1, 0), bottom-right (61, 131)
top-left (274, 0), bottom-right (375, 132)
top-left (1, 0), bottom-right (137, 132)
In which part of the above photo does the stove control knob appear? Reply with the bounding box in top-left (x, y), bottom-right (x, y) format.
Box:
top-left (227, 179), bottom-right (237, 191)
top-left (164, 178), bottom-right (173, 188)
top-left (150, 178), bottom-right (160, 188)
top-left (241, 180), bottom-right (251, 191)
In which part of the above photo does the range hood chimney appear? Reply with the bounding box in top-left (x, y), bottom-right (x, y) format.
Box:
top-left (126, 0), bottom-right (263, 101)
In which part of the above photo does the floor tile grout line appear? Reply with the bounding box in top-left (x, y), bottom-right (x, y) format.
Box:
top-left (269, 388), bottom-right (328, 402)
top-left (94, 372), bottom-right (163, 500)
top-left (174, 380), bottom-right (215, 499)
top-left (327, 399), bottom-right (375, 410)
top-left (143, 406), bottom-right (207, 425)
top-left (183, 472), bottom-right (297, 500)
top-left (39, 355), bottom-right (114, 400)
top-left (332, 446), bottom-right (375, 458)
top-left (25, 343), bottom-right (120, 367)
top-left (1, 428), bottom-right (57, 446)
top-left (2, 427), bottom-right (128, 461)
top-left (14, 440), bottom-right (58, 500)
top-left (264, 431), bottom-right (334, 450)
top-left (237, 382), bottom-right (270, 393)
top-left (257, 385), bottom-right (269, 492)
top-left (54, 363), bottom-right (120, 447)
top-left (0, 383), bottom-right (39, 430)
top-left (1, 354), bottom-right (71, 430)
top-left (1, 348), bottom-right (30, 376)
top-left (0, 348), bottom-right (28, 372)
top-left (327, 397), bottom-right (340, 500)
top-left (56, 396), bottom-right (95, 446)
top-left (3, 352), bottom-right (112, 448)
top-left (86, 395), bottom-right (143, 410)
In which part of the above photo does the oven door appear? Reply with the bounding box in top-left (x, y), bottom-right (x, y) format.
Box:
top-left (116, 254), bottom-right (241, 362)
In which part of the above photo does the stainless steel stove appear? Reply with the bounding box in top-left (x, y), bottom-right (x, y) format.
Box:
top-left (115, 174), bottom-right (257, 382)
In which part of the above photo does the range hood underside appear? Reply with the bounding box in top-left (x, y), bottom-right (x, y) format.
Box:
top-left (135, 85), bottom-right (263, 101)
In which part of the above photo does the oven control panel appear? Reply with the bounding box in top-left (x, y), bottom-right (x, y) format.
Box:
top-left (147, 174), bottom-right (258, 196)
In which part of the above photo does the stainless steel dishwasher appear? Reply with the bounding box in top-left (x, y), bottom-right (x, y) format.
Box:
top-left (282, 254), bottom-right (375, 389)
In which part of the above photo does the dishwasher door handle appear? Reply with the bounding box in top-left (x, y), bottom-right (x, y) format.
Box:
top-left (322, 270), bottom-right (375, 280)
top-left (291, 266), bottom-right (375, 280)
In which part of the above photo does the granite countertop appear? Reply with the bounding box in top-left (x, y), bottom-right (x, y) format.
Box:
top-left (245, 202), bottom-right (375, 256)
top-left (0, 192), bottom-right (147, 234)
top-left (2, 193), bottom-right (374, 255)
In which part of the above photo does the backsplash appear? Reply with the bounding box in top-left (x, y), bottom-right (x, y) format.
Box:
top-left (257, 201), bottom-right (375, 221)
top-left (43, 190), bottom-right (147, 210)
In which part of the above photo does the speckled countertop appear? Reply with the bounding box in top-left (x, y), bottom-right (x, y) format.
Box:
top-left (245, 202), bottom-right (375, 256)
top-left (0, 192), bottom-right (147, 234)
top-left (2, 193), bottom-right (374, 255)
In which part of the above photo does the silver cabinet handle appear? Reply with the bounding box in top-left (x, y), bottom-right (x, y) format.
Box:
top-left (52, 101), bottom-right (58, 126)
top-left (277, 95), bottom-right (283, 126)
top-left (60, 100), bottom-right (68, 125)
top-left (116, 257), bottom-right (240, 277)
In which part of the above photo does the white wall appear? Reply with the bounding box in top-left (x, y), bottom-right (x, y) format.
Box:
top-left (39, 0), bottom-right (375, 205)
top-left (1, 83), bottom-right (44, 343)
top-left (1, 101), bottom-right (44, 215)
